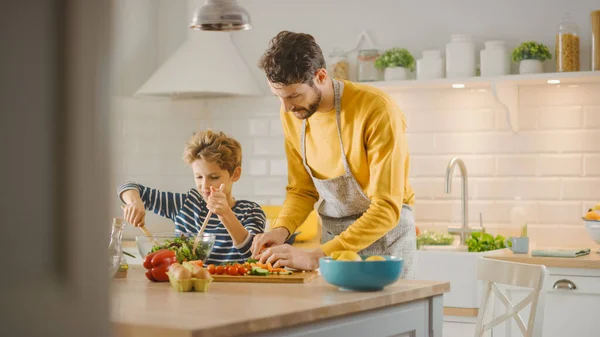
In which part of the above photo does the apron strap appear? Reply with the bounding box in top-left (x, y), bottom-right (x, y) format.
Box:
top-left (301, 79), bottom-right (351, 175)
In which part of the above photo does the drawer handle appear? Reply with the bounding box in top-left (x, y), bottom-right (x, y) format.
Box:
top-left (553, 279), bottom-right (577, 290)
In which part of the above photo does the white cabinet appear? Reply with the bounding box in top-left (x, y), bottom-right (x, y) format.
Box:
top-left (482, 267), bottom-right (600, 337)
top-left (542, 272), bottom-right (600, 337)
top-left (443, 320), bottom-right (476, 337)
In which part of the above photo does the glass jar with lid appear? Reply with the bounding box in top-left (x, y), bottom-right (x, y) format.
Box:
top-left (556, 13), bottom-right (580, 72)
top-left (327, 48), bottom-right (349, 80)
top-left (357, 49), bottom-right (380, 82)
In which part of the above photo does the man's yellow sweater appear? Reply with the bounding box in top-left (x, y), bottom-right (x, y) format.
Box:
top-left (272, 80), bottom-right (415, 255)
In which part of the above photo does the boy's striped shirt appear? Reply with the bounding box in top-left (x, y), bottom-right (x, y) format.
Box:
top-left (118, 181), bottom-right (266, 265)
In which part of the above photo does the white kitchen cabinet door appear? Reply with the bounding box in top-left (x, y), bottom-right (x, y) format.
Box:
top-left (0, 1), bottom-right (113, 337)
top-left (443, 321), bottom-right (476, 337)
top-left (492, 275), bottom-right (600, 337)
top-left (542, 274), bottom-right (600, 337)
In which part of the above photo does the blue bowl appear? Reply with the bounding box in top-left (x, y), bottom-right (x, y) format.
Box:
top-left (319, 255), bottom-right (404, 291)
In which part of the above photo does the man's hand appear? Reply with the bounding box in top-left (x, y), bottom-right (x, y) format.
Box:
top-left (257, 244), bottom-right (326, 271)
top-left (250, 227), bottom-right (289, 258)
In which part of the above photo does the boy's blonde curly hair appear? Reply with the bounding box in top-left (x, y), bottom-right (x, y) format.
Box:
top-left (183, 130), bottom-right (242, 175)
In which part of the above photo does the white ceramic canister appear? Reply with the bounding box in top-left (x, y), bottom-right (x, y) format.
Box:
top-left (445, 34), bottom-right (476, 78)
top-left (480, 40), bottom-right (510, 76)
top-left (417, 50), bottom-right (445, 80)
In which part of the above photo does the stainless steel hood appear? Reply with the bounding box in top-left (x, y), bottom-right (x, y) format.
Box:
top-left (135, 0), bottom-right (261, 98)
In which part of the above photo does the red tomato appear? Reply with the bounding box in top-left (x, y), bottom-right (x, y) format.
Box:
top-left (207, 264), bottom-right (216, 274)
top-left (227, 266), bottom-right (239, 276)
top-left (238, 266), bottom-right (247, 275)
top-left (215, 265), bottom-right (225, 275)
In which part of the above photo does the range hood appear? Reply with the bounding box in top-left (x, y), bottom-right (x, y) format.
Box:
top-left (135, 0), bottom-right (261, 98)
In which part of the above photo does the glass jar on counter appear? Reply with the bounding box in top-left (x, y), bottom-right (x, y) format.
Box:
top-left (556, 13), bottom-right (580, 72)
top-left (357, 49), bottom-right (380, 82)
top-left (327, 48), bottom-right (349, 80)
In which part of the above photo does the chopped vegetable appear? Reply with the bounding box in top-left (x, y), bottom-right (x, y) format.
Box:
top-left (150, 234), bottom-right (212, 264)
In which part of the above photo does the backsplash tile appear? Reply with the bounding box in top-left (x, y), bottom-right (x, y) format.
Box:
top-left (111, 83), bottom-right (600, 246)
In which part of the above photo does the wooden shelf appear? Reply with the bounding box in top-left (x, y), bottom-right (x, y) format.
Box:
top-left (367, 71), bottom-right (600, 91)
top-left (366, 71), bottom-right (600, 133)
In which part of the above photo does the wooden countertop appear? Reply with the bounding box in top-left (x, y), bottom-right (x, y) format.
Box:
top-left (111, 266), bottom-right (450, 337)
top-left (485, 249), bottom-right (600, 269)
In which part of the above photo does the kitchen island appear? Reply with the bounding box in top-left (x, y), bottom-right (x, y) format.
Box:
top-left (111, 266), bottom-right (450, 337)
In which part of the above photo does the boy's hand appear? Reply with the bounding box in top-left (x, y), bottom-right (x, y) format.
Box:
top-left (206, 185), bottom-right (232, 217)
top-left (122, 201), bottom-right (146, 227)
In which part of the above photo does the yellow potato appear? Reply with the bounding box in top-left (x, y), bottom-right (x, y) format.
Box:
top-left (332, 250), bottom-right (362, 261)
top-left (365, 255), bottom-right (386, 261)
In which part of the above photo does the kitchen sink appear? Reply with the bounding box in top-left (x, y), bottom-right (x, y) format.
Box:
top-left (414, 247), bottom-right (508, 309)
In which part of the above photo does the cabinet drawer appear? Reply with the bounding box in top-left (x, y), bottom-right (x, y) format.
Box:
top-left (544, 274), bottom-right (600, 295)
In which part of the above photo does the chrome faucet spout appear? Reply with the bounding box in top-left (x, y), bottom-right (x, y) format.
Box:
top-left (444, 157), bottom-right (473, 245)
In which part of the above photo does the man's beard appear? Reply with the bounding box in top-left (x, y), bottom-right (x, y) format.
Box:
top-left (292, 86), bottom-right (322, 120)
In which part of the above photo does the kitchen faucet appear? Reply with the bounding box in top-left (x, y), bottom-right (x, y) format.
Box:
top-left (444, 157), bottom-right (479, 246)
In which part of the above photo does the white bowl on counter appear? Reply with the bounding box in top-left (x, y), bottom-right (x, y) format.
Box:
top-left (584, 220), bottom-right (600, 245)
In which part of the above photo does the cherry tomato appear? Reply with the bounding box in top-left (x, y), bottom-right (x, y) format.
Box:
top-left (207, 264), bottom-right (216, 274)
top-left (238, 266), bottom-right (247, 275)
top-left (215, 265), bottom-right (225, 275)
top-left (227, 266), bottom-right (239, 276)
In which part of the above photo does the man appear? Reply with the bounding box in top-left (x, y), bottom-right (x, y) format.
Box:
top-left (251, 31), bottom-right (416, 279)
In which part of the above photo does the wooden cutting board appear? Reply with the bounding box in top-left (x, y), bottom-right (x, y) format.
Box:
top-left (212, 271), bottom-right (318, 284)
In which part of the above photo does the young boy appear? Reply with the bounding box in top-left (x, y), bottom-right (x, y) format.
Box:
top-left (118, 130), bottom-right (266, 265)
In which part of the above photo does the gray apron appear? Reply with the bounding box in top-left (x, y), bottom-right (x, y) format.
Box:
top-left (301, 79), bottom-right (416, 279)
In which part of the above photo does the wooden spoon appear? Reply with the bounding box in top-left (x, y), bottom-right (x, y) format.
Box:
top-left (192, 184), bottom-right (224, 253)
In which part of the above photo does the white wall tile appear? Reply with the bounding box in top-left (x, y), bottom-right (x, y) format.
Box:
top-left (412, 200), bottom-right (454, 222)
top-left (247, 159), bottom-right (268, 176)
top-left (434, 133), bottom-right (517, 154)
top-left (269, 159), bottom-right (288, 176)
top-left (518, 131), bottom-right (582, 153)
top-left (411, 155), bottom-right (495, 177)
top-left (270, 119), bottom-right (284, 136)
top-left (537, 202), bottom-right (582, 224)
top-left (562, 178), bottom-right (600, 200)
top-left (537, 106), bottom-right (583, 129)
top-left (475, 178), bottom-right (518, 200)
top-left (248, 119), bottom-right (270, 136)
top-left (537, 154), bottom-right (583, 176)
top-left (583, 105), bottom-right (600, 128)
top-left (253, 178), bottom-right (287, 196)
top-left (406, 134), bottom-right (435, 154)
top-left (496, 155), bottom-right (538, 177)
top-left (516, 178), bottom-right (562, 200)
top-left (584, 155), bottom-right (600, 176)
top-left (253, 138), bottom-right (285, 156)
top-left (582, 131), bottom-right (600, 152)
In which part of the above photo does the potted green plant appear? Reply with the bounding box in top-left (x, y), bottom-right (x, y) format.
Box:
top-left (512, 41), bottom-right (552, 74)
top-left (375, 48), bottom-right (415, 81)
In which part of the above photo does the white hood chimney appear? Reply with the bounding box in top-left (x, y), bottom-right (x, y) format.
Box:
top-left (135, 0), bottom-right (261, 98)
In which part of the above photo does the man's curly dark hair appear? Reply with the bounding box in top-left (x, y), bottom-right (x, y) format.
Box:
top-left (258, 31), bottom-right (326, 86)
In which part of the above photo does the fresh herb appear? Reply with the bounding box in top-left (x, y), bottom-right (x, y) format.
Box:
top-left (512, 41), bottom-right (552, 62)
top-left (150, 234), bottom-right (213, 264)
top-left (466, 232), bottom-right (507, 253)
top-left (417, 231), bottom-right (454, 248)
top-left (374, 48), bottom-right (416, 71)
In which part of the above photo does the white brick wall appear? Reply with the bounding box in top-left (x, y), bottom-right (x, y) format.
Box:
top-left (110, 83), bottom-right (600, 245)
